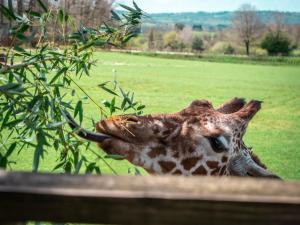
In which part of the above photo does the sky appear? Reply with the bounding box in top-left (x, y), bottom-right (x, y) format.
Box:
top-left (115, 0), bottom-right (300, 13)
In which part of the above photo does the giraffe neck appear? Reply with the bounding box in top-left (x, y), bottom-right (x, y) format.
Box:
top-left (132, 145), bottom-right (229, 176)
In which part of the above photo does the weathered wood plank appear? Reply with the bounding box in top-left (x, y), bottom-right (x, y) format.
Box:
top-left (0, 170), bottom-right (300, 225)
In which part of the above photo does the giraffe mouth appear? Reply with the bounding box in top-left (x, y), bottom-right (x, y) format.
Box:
top-left (65, 111), bottom-right (134, 144)
top-left (228, 152), bottom-right (282, 179)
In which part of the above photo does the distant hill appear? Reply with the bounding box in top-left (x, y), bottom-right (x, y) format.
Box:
top-left (142, 11), bottom-right (300, 30)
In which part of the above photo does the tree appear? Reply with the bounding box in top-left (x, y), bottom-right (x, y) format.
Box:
top-left (178, 26), bottom-right (193, 48)
top-left (261, 30), bottom-right (291, 55)
top-left (148, 28), bottom-right (155, 50)
top-left (233, 4), bottom-right (262, 55)
top-left (192, 35), bottom-right (204, 52)
top-left (163, 31), bottom-right (182, 50)
top-left (192, 24), bottom-right (203, 31)
top-left (59, 0), bottom-right (112, 28)
top-left (290, 25), bottom-right (300, 48)
top-left (175, 23), bottom-right (185, 32)
top-left (0, 0), bottom-right (144, 173)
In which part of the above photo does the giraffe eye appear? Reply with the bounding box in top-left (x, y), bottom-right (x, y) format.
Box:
top-left (208, 136), bottom-right (228, 153)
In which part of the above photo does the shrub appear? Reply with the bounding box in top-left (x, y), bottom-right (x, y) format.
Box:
top-left (224, 45), bottom-right (235, 55)
top-left (163, 31), bottom-right (185, 51)
top-left (192, 35), bottom-right (204, 52)
top-left (261, 31), bottom-right (292, 56)
top-left (253, 47), bottom-right (268, 56)
top-left (209, 42), bottom-right (241, 54)
top-left (127, 35), bottom-right (147, 50)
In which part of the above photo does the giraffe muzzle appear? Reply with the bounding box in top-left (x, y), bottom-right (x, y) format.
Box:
top-left (228, 152), bottom-right (282, 179)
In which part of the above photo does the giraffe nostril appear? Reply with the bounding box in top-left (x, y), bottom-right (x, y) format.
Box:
top-left (126, 117), bottom-right (139, 123)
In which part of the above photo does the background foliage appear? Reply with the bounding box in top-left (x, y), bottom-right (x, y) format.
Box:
top-left (261, 30), bottom-right (292, 55)
top-left (0, 0), bottom-right (144, 174)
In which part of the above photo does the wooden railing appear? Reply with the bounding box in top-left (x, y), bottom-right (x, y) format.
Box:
top-left (0, 170), bottom-right (300, 225)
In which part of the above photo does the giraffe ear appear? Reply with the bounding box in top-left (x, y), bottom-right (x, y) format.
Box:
top-left (235, 100), bottom-right (262, 121)
top-left (217, 98), bottom-right (246, 114)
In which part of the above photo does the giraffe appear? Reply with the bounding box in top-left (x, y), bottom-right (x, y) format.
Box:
top-left (66, 97), bottom-right (280, 179)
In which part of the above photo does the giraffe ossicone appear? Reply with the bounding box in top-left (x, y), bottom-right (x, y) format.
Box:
top-left (66, 97), bottom-right (281, 179)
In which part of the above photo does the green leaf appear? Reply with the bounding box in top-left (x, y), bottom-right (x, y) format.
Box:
top-left (28, 95), bottom-right (41, 110)
top-left (105, 154), bottom-right (126, 160)
top-left (1, 108), bottom-right (12, 130)
top-left (50, 67), bottom-right (68, 84)
top-left (53, 160), bottom-right (65, 171)
top-left (37, 0), bottom-right (48, 13)
top-left (0, 156), bottom-right (8, 169)
top-left (5, 119), bottom-right (23, 128)
top-left (74, 100), bottom-right (83, 124)
top-left (94, 166), bottom-right (101, 174)
top-left (60, 101), bottom-right (75, 110)
top-left (122, 33), bottom-right (137, 43)
top-left (78, 41), bottom-right (95, 52)
top-left (119, 4), bottom-right (136, 13)
top-left (64, 161), bottom-right (72, 173)
top-left (29, 11), bottom-right (41, 18)
top-left (0, 83), bottom-right (21, 92)
top-left (85, 162), bottom-right (97, 173)
top-left (16, 33), bottom-right (28, 41)
top-left (121, 98), bottom-right (127, 110)
top-left (18, 24), bottom-right (30, 34)
top-left (58, 9), bottom-right (65, 23)
top-left (0, 3), bottom-right (16, 21)
top-left (74, 158), bottom-right (83, 174)
top-left (119, 87), bottom-right (131, 104)
top-left (14, 45), bottom-right (31, 56)
top-left (110, 97), bottom-right (116, 113)
top-left (47, 121), bottom-right (66, 129)
top-left (133, 1), bottom-right (142, 12)
top-left (137, 105), bottom-right (145, 110)
top-left (33, 143), bottom-right (42, 172)
top-left (111, 10), bottom-right (121, 21)
top-left (40, 44), bottom-right (48, 53)
top-left (33, 130), bottom-right (47, 172)
top-left (98, 82), bottom-right (119, 96)
top-left (5, 142), bottom-right (17, 158)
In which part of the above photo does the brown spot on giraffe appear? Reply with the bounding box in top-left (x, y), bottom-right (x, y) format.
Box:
top-left (181, 156), bottom-right (203, 170)
top-left (222, 156), bottom-right (228, 163)
top-left (148, 146), bottom-right (167, 158)
top-left (173, 169), bottom-right (182, 175)
top-left (206, 161), bottom-right (220, 169)
top-left (158, 161), bottom-right (176, 173)
top-left (192, 165), bottom-right (207, 175)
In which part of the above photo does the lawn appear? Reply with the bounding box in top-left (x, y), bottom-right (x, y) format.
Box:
top-left (10, 51), bottom-right (300, 180)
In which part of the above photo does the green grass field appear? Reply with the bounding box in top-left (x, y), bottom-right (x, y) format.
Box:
top-left (10, 51), bottom-right (300, 180)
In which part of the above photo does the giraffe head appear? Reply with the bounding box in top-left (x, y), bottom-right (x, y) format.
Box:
top-left (67, 98), bottom-right (280, 179)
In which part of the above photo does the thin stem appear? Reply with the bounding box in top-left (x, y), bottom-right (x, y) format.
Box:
top-left (66, 73), bottom-right (107, 115)
top-left (88, 148), bottom-right (118, 175)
